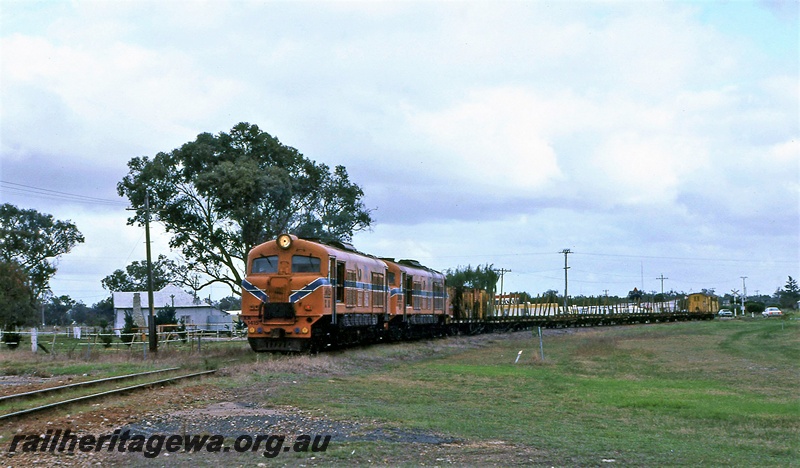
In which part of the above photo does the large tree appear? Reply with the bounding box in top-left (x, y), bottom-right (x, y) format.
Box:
top-left (43, 294), bottom-right (76, 326)
top-left (68, 299), bottom-right (113, 327)
top-left (776, 276), bottom-right (799, 310)
top-left (445, 264), bottom-right (500, 295)
top-left (0, 204), bottom-right (85, 299)
top-left (101, 255), bottom-right (178, 292)
top-left (445, 264), bottom-right (500, 319)
top-left (118, 122), bottom-right (373, 295)
top-left (0, 260), bottom-right (37, 330)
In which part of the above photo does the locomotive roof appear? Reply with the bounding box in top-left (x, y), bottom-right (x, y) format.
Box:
top-left (299, 237), bottom-right (442, 275)
top-left (301, 237), bottom-right (356, 252)
top-left (298, 237), bottom-right (390, 267)
top-left (301, 237), bottom-right (370, 257)
top-left (382, 257), bottom-right (443, 276)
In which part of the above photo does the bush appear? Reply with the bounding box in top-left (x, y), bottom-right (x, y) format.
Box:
top-left (3, 331), bottom-right (21, 349)
top-left (745, 302), bottom-right (765, 314)
top-left (99, 320), bottom-right (113, 348)
top-left (120, 310), bottom-right (135, 346)
top-left (177, 318), bottom-right (187, 343)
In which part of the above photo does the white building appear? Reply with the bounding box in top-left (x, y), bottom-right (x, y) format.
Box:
top-left (112, 285), bottom-right (233, 334)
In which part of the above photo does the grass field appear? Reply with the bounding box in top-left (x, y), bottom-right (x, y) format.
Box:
top-left (260, 318), bottom-right (799, 466)
top-left (1, 317), bottom-right (797, 466)
top-left (0, 337), bottom-right (251, 379)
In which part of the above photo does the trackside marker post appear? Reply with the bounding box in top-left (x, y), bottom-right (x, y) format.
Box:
top-left (538, 327), bottom-right (545, 361)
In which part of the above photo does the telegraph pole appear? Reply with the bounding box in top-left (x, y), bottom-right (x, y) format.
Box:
top-left (740, 276), bottom-right (747, 303)
top-left (494, 268), bottom-right (511, 315)
top-left (656, 274), bottom-right (668, 295)
top-left (561, 249), bottom-right (571, 313)
top-left (494, 268), bottom-right (511, 298)
top-left (144, 193), bottom-right (157, 353)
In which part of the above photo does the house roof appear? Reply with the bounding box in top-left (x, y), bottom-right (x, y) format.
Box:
top-left (112, 285), bottom-right (208, 309)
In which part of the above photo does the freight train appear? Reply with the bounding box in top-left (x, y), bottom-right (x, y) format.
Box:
top-left (241, 234), bottom-right (716, 353)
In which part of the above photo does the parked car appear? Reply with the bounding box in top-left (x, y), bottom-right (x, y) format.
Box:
top-left (762, 307), bottom-right (783, 317)
top-left (717, 309), bottom-right (733, 317)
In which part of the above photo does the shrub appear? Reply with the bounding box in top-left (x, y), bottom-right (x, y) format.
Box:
top-left (98, 320), bottom-right (113, 348)
top-left (3, 330), bottom-right (21, 349)
top-left (120, 310), bottom-right (135, 346)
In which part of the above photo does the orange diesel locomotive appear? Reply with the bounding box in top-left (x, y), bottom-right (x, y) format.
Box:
top-left (241, 234), bottom-right (447, 352)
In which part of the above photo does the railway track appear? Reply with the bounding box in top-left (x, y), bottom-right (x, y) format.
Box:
top-left (0, 368), bottom-right (216, 422)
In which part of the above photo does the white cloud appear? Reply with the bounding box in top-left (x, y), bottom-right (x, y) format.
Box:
top-left (1, 1), bottom-right (796, 302)
top-left (1, 33), bottom-right (243, 162)
top-left (406, 87), bottom-right (563, 195)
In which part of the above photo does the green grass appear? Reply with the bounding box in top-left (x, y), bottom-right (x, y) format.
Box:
top-left (264, 319), bottom-right (799, 465)
top-left (2, 318), bottom-right (796, 465)
top-left (0, 338), bottom-right (253, 378)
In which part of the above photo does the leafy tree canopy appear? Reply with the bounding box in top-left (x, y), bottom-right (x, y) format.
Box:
top-left (155, 305), bottom-right (177, 326)
top-left (0, 204), bottom-right (84, 298)
top-left (445, 264), bottom-right (500, 296)
top-left (43, 294), bottom-right (75, 326)
top-left (101, 255), bottom-right (177, 292)
top-left (217, 295), bottom-right (241, 311)
top-left (118, 122), bottom-right (373, 296)
top-left (776, 276), bottom-right (800, 309)
top-left (0, 260), bottom-right (37, 330)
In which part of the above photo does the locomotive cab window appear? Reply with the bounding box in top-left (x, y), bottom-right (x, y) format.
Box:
top-left (252, 255), bottom-right (279, 274)
top-left (292, 255), bottom-right (321, 273)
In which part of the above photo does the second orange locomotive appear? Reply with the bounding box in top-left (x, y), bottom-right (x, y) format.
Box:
top-left (241, 234), bottom-right (448, 352)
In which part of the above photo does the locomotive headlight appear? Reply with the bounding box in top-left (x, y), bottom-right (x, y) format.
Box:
top-left (277, 233), bottom-right (293, 250)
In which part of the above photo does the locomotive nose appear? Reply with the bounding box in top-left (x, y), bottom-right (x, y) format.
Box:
top-left (268, 276), bottom-right (290, 302)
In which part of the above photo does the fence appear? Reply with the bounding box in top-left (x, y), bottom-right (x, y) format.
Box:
top-left (0, 326), bottom-right (246, 356)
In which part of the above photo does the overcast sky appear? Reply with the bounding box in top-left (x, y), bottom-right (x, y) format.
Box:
top-left (2, 0), bottom-right (798, 306)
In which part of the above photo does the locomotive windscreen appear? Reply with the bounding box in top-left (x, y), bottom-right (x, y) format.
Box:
top-left (252, 256), bottom-right (278, 273)
top-left (292, 255), bottom-right (321, 273)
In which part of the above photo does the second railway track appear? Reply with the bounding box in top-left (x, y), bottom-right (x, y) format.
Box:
top-left (0, 369), bottom-right (216, 422)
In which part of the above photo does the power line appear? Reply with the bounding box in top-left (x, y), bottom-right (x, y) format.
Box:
top-left (417, 249), bottom-right (795, 265)
top-left (0, 180), bottom-right (127, 206)
top-left (579, 250), bottom-right (795, 264)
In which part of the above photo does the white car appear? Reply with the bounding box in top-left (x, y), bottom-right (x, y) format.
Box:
top-left (717, 309), bottom-right (733, 317)
top-left (762, 307), bottom-right (783, 317)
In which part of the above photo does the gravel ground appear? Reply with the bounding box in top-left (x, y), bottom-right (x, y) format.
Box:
top-left (122, 401), bottom-right (458, 444)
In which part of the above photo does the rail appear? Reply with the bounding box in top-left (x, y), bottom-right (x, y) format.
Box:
top-left (0, 367), bottom-right (180, 404)
top-left (0, 369), bottom-right (216, 421)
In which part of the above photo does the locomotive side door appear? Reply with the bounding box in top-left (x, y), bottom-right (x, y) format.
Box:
top-left (333, 260), bottom-right (346, 325)
top-left (384, 267), bottom-right (389, 323)
top-left (402, 272), bottom-right (410, 323)
top-left (329, 257), bottom-right (337, 325)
